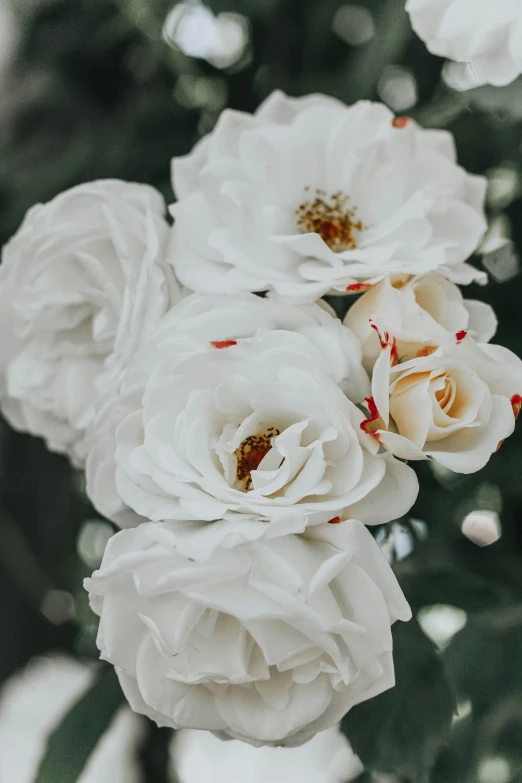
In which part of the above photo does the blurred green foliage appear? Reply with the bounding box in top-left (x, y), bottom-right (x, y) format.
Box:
top-left (342, 619), bottom-right (455, 783)
top-left (33, 666), bottom-right (124, 783)
top-left (2, 0), bottom-right (522, 781)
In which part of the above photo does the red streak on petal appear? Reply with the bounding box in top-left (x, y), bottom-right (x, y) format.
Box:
top-left (360, 396), bottom-right (381, 440)
top-left (392, 116), bottom-right (411, 129)
top-left (346, 282), bottom-right (372, 293)
top-left (369, 320), bottom-right (388, 350)
top-left (511, 394), bottom-right (522, 419)
top-left (363, 396), bottom-right (379, 421)
top-left (328, 516), bottom-right (342, 525)
top-left (210, 340), bottom-right (237, 349)
top-left (370, 320), bottom-right (398, 365)
top-left (455, 330), bottom-right (468, 343)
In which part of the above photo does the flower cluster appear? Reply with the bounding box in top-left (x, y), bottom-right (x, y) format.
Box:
top-left (1, 90), bottom-right (520, 747)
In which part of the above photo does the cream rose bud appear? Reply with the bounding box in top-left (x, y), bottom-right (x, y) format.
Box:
top-left (344, 274), bottom-right (497, 373)
top-left (84, 292), bottom-right (418, 527)
top-left (85, 516), bottom-right (412, 746)
top-left (364, 328), bottom-right (522, 474)
top-left (169, 90), bottom-right (486, 303)
top-left (0, 180), bottom-right (179, 463)
top-left (406, 0), bottom-right (522, 88)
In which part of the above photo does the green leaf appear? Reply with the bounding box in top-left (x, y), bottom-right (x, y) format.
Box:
top-left (139, 724), bottom-right (175, 783)
top-left (34, 665), bottom-right (125, 783)
top-left (444, 605), bottom-right (522, 719)
top-left (341, 619), bottom-right (456, 783)
top-left (337, 0), bottom-right (412, 102)
top-left (395, 562), bottom-right (512, 613)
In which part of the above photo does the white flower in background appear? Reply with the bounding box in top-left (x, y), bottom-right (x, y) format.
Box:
top-left (0, 180), bottom-right (179, 463)
top-left (0, 656), bottom-right (144, 783)
top-left (85, 516), bottom-right (411, 746)
top-left (169, 90), bottom-right (487, 302)
top-left (361, 327), bottom-right (522, 474)
top-left (406, 0), bottom-right (522, 88)
top-left (84, 292), bottom-right (417, 527)
top-left (462, 509), bottom-right (501, 546)
top-left (171, 725), bottom-right (363, 783)
top-left (344, 273), bottom-right (497, 372)
top-left (417, 605), bottom-right (467, 650)
top-left (163, 1), bottom-right (248, 70)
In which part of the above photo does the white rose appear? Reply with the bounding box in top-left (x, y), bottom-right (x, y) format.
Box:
top-left (168, 90), bottom-right (487, 303)
top-left (85, 292), bottom-right (417, 527)
top-left (406, 0), bottom-right (522, 88)
top-left (172, 725), bottom-right (363, 783)
top-left (0, 180), bottom-right (179, 463)
top-left (0, 656), bottom-right (144, 783)
top-left (363, 328), bottom-right (522, 474)
top-left (85, 516), bottom-right (412, 746)
top-left (344, 273), bottom-right (497, 373)
top-left (85, 291), bottom-right (370, 526)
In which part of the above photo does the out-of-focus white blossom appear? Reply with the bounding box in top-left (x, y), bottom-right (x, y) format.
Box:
top-left (462, 510), bottom-right (502, 546)
top-left (171, 725), bottom-right (363, 783)
top-left (0, 656), bottom-right (144, 783)
top-left (407, 0), bottom-right (522, 88)
top-left (418, 604), bottom-right (467, 650)
top-left (163, 2), bottom-right (248, 69)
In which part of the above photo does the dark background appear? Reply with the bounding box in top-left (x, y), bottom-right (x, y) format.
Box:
top-left (1, 1), bottom-right (522, 780)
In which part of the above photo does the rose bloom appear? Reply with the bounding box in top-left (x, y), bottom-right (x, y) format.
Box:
top-left (345, 274), bottom-right (522, 473)
top-left (344, 273), bottom-right (497, 373)
top-left (85, 292), bottom-right (417, 528)
top-left (352, 322), bottom-right (522, 473)
top-left (168, 90), bottom-right (486, 302)
top-left (171, 725), bottom-right (362, 783)
top-left (0, 656), bottom-right (144, 783)
top-left (85, 516), bottom-right (412, 746)
top-left (0, 180), bottom-right (178, 463)
top-left (406, 0), bottom-right (522, 88)
top-left (85, 292), bottom-right (370, 526)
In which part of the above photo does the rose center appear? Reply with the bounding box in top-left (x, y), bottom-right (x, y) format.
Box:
top-left (235, 427), bottom-right (280, 491)
top-left (296, 189), bottom-right (363, 251)
top-left (435, 375), bottom-right (456, 414)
